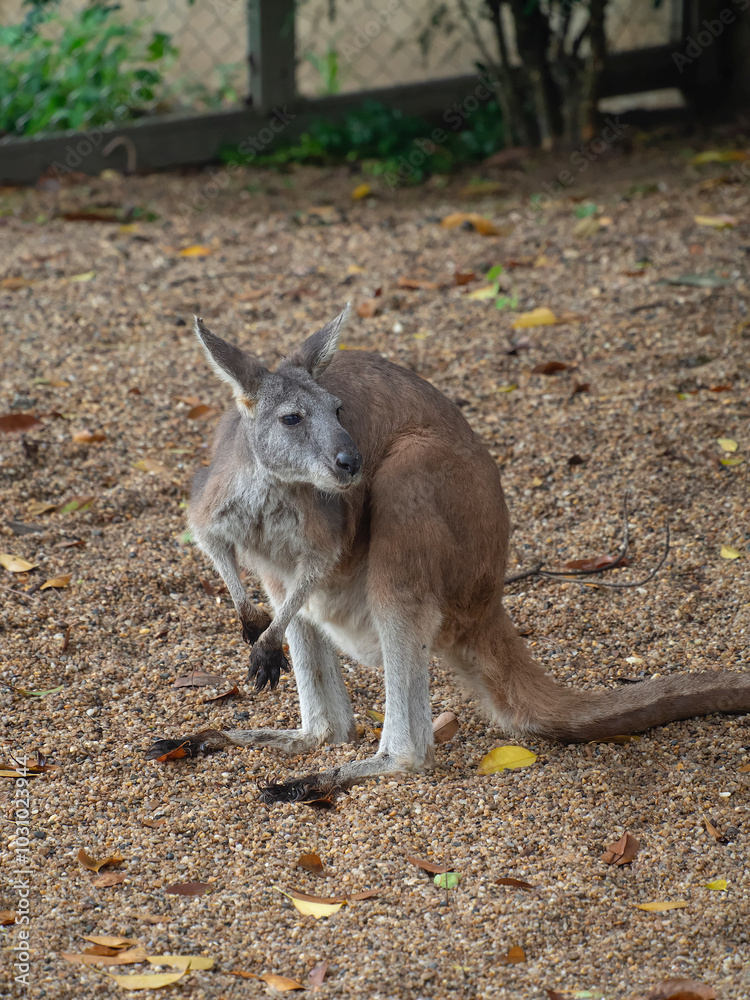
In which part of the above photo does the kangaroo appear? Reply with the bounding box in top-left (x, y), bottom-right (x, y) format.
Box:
top-left (146, 305), bottom-right (750, 802)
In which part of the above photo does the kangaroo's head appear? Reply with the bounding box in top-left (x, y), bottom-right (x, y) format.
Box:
top-left (194, 305), bottom-right (362, 491)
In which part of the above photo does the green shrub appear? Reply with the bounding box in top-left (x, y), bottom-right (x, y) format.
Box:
top-left (0, 4), bottom-right (176, 137)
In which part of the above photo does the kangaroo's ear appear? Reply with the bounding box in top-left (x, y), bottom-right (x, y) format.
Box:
top-left (286, 303), bottom-right (350, 380)
top-left (194, 318), bottom-right (266, 405)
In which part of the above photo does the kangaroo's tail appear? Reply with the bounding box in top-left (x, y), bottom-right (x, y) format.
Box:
top-left (476, 610), bottom-right (750, 743)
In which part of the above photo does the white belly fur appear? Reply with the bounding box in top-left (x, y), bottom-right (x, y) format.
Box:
top-left (304, 581), bottom-right (382, 668)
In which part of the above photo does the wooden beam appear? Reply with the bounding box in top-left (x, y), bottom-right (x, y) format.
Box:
top-left (247, 0), bottom-right (296, 110)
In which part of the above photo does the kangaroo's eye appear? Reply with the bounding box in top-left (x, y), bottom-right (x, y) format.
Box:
top-left (281, 414), bottom-right (302, 426)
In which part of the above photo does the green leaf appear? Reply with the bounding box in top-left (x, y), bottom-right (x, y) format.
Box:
top-left (433, 872), bottom-right (461, 889)
top-left (486, 265), bottom-right (503, 282)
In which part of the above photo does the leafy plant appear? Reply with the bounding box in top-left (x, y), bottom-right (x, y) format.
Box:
top-left (303, 46), bottom-right (341, 96)
top-left (485, 265), bottom-right (518, 311)
top-left (0, 4), bottom-right (177, 136)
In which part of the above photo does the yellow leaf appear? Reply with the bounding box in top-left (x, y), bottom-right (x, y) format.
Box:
top-left (351, 183), bottom-right (371, 200)
top-left (717, 437), bottom-right (738, 452)
top-left (477, 745), bottom-right (537, 775)
top-left (634, 900), bottom-right (688, 911)
top-left (103, 970), bottom-right (187, 989)
top-left (573, 216), bottom-right (601, 237)
top-left (498, 384), bottom-right (517, 393)
top-left (440, 212), bottom-right (501, 236)
top-left (720, 546), bottom-right (741, 560)
top-left (275, 887), bottom-right (345, 919)
top-left (721, 456), bottom-right (745, 466)
top-left (147, 955), bottom-right (214, 970)
top-left (133, 458), bottom-right (167, 475)
top-left (690, 150), bottom-right (749, 164)
top-left (694, 214), bottom-right (737, 228)
top-left (40, 574), bottom-right (72, 591)
top-left (119, 223), bottom-right (140, 233)
top-left (0, 554), bottom-right (36, 573)
top-left (27, 501), bottom-right (57, 516)
top-left (65, 271), bottom-right (96, 283)
top-left (512, 307), bottom-right (558, 329)
top-left (365, 709), bottom-right (385, 722)
top-left (179, 245), bottom-right (212, 257)
top-left (347, 264), bottom-right (365, 274)
top-left (705, 879), bottom-right (728, 891)
top-left (467, 285), bottom-right (498, 300)
top-left (82, 936), bottom-right (139, 949)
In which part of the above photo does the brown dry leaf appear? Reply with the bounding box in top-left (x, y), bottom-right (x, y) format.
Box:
top-left (0, 911), bottom-right (16, 925)
top-left (440, 212), bottom-right (502, 236)
top-left (186, 404), bottom-right (216, 420)
top-left (173, 671), bottom-right (229, 688)
top-left (78, 848), bottom-right (124, 872)
top-left (738, 763), bottom-right (750, 773)
top-left (645, 978), bottom-right (716, 1000)
top-left (174, 395), bottom-right (202, 407)
top-left (164, 881), bottom-right (211, 896)
top-left (703, 816), bottom-right (726, 842)
top-left (133, 458), bottom-right (168, 475)
top-left (454, 271), bottom-right (476, 285)
top-left (62, 946), bottom-right (147, 966)
top-left (601, 832), bottom-right (640, 866)
top-left (565, 554), bottom-right (626, 572)
top-left (357, 298), bottom-right (381, 318)
top-left (103, 970), bottom-right (187, 989)
top-left (40, 574), bottom-right (72, 591)
top-left (432, 711), bottom-right (459, 743)
top-left (260, 973), bottom-right (306, 991)
top-left (397, 277), bottom-right (442, 290)
top-left (82, 935), bottom-right (139, 949)
top-left (153, 742), bottom-right (190, 762)
top-left (141, 817), bottom-right (167, 829)
top-left (405, 855), bottom-right (452, 875)
top-left (1, 276), bottom-right (35, 290)
top-left (309, 960), bottom-right (329, 989)
top-left (92, 872), bottom-right (126, 888)
top-left (27, 500), bottom-right (58, 515)
top-left (634, 900), bottom-right (688, 912)
top-left (72, 430), bottom-right (106, 443)
top-left (0, 553), bottom-right (37, 573)
top-left (501, 946), bottom-right (526, 964)
top-left (84, 945), bottom-right (120, 956)
top-left (531, 361), bottom-right (569, 375)
top-left (297, 852), bottom-right (326, 876)
top-left (132, 913), bottom-right (166, 924)
top-left (288, 889), bottom-right (346, 904)
top-left (0, 413), bottom-right (42, 433)
top-left (347, 888), bottom-right (382, 900)
top-left (496, 877), bottom-right (534, 890)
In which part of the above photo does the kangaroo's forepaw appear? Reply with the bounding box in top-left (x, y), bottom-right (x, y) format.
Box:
top-left (248, 644), bottom-right (289, 692)
top-left (257, 774), bottom-right (343, 806)
top-left (241, 612), bottom-right (271, 646)
top-left (145, 728), bottom-right (229, 761)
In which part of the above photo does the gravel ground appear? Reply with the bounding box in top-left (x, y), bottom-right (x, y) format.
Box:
top-left (1, 139), bottom-right (749, 1000)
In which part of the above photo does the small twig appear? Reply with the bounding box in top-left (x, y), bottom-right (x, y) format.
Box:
top-left (0, 584), bottom-right (37, 600)
top-left (571, 523), bottom-right (670, 590)
top-left (504, 562), bottom-right (543, 585)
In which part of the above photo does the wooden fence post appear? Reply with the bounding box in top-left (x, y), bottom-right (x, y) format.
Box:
top-left (247, 0), bottom-right (297, 110)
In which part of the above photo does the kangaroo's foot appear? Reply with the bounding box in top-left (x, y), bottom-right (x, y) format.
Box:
top-left (145, 728), bottom-right (230, 760)
top-left (248, 643), bottom-right (289, 691)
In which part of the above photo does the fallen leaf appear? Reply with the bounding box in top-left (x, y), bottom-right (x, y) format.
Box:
top-left (496, 877), bottom-right (534, 890)
top-left (721, 456), bottom-right (745, 466)
top-left (351, 183), bottom-right (371, 200)
top-left (164, 881), bottom-right (211, 896)
top-left (705, 878), bottom-right (727, 891)
top-left (601, 832), bottom-right (640, 865)
top-left (62, 270), bottom-right (96, 283)
top-left (0, 413), bottom-right (42, 433)
top-left (460, 180), bottom-right (506, 198)
top-left (103, 970), bottom-right (187, 989)
top-left (62, 947), bottom-right (147, 966)
top-left (454, 271), bottom-right (476, 285)
top-left (153, 742), bottom-right (190, 762)
top-left (173, 671), bottom-right (229, 688)
top-left (15, 685), bottom-right (63, 698)
top-left (357, 298), bottom-right (380, 318)
top-left (276, 887), bottom-right (344, 919)
top-left (512, 307), bottom-right (558, 328)
top-left (406, 855), bottom-right (453, 875)
top-left (92, 872), bottom-right (127, 888)
top-left (365, 708), bottom-right (385, 723)
top-left (694, 214), bottom-right (737, 228)
top-left (433, 872), bottom-right (461, 889)
top-left (297, 853), bottom-right (326, 876)
top-left (348, 888), bottom-right (382, 900)
top-left (573, 216), bottom-right (601, 237)
top-left (433, 711), bottom-right (459, 743)
top-left (498, 383), bottom-right (518, 393)
top-left (691, 149), bottom-right (749, 164)
top-left (397, 277), bottom-right (441, 290)
top-left (186, 404), bottom-right (216, 420)
top-left (466, 284), bottom-right (498, 300)
top-left (739, 763), bottom-right (750, 773)
top-left (27, 501), bottom-right (57, 515)
top-left (179, 244), bottom-right (212, 256)
top-left (0, 276), bottom-right (35, 289)
top-left (133, 458), bottom-right (167, 475)
top-left (78, 848), bottom-right (124, 873)
top-left (634, 900), bottom-right (688, 911)
top-left (720, 545), bottom-right (741, 560)
top-left (0, 911), bottom-right (17, 925)
top-left (644, 977), bottom-right (717, 999)
top-left (531, 361), bottom-right (569, 375)
top-left (704, 816), bottom-right (726, 842)
top-left (85, 945), bottom-right (122, 955)
top-left (82, 935), bottom-right (139, 949)
top-left (72, 430), bottom-right (106, 443)
top-left (259, 973), bottom-right (306, 991)
top-left (0, 553), bottom-right (36, 573)
top-left (440, 212), bottom-right (502, 236)
top-left (662, 273), bottom-right (731, 288)
top-left (147, 955), bottom-right (214, 970)
top-left (40, 574), bottom-right (72, 591)
top-left (309, 960), bottom-right (329, 988)
top-left (140, 817), bottom-right (167, 829)
top-left (502, 946), bottom-right (526, 964)
top-left (477, 745), bottom-right (537, 774)
top-left (716, 437), bottom-right (738, 452)
top-left (565, 554), bottom-right (625, 572)
top-left (57, 495), bottom-right (95, 514)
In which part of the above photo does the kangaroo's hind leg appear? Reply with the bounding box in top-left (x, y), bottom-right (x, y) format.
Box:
top-left (145, 616), bottom-right (357, 760)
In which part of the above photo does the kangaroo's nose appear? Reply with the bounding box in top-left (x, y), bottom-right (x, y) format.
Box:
top-left (336, 451), bottom-right (362, 477)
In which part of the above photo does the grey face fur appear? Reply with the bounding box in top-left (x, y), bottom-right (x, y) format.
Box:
top-left (194, 306), bottom-right (362, 492)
